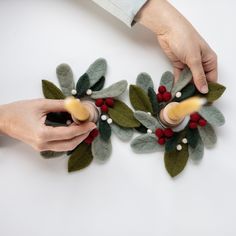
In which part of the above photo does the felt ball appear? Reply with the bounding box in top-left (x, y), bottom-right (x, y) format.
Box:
top-left (101, 104), bottom-right (108, 113)
top-left (162, 92), bottom-right (172, 102)
top-left (182, 138), bottom-right (188, 144)
top-left (90, 128), bottom-right (99, 138)
top-left (158, 138), bottom-right (166, 145)
top-left (189, 122), bottom-right (198, 129)
top-left (190, 113), bottom-right (200, 122)
top-left (107, 118), bottom-right (113, 124)
top-left (158, 85), bottom-right (166, 94)
top-left (176, 144), bottom-right (182, 151)
top-left (95, 98), bottom-right (104, 107)
top-left (198, 119), bottom-right (207, 127)
top-left (66, 120), bottom-right (72, 126)
top-left (175, 92), bottom-right (182, 98)
top-left (105, 98), bottom-right (114, 107)
top-left (147, 112), bottom-right (152, 116)
top-left (156, 93), bottom-right (163, 102)
top-left (147, 129), bottom-right (152, 134)
top-left (71, 89), bottom-right (77, 95)
top-left (101, 115), bottom-right (107, 121)
top-left (164, 128), bottom-right (174, 138)
top-left (155, 128), bottom-right (164, 138)
top-left (86, 89), bottom-right (92, 95)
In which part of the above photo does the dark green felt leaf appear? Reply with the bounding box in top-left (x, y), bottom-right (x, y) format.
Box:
top-left (42, 80), bottom-right (65, 99)
top-left (45, 112), bottom-right (72, 127)
top-left (164, 144), bottom-right (189, 177)
top-left (129, 85), bottom-right (153, 113)
top-left (90, 76), bottom-right (105, 91)
top-left (76, 73), bottom-right (90, 98)
top-left (186, 128), bottom-right (200, 149)
top-left (174, 83), bottom-right (196, 102)
top-left (204, 82), bottom-right (226, 102)
top-left (99, 119), bottom-right (112, 141)
top-left (108, 100), bottom-right (140, 128)
top-left (40, 151), bottom-right (65, 159)
top-left (165, 131), bottom-right (186, 153)
top-left (135, 124), bottom-right (148, 133)
top-left (68, 142), bottom-right (93, 172)
top-left (148, 87), bottom-right (159, 114)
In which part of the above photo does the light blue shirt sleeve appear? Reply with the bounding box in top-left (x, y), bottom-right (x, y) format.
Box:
top-left (91, 0), bottom-right (148, 27)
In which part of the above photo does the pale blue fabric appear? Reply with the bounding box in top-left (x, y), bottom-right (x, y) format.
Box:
top-left (91, 0), bottom-right (148, 27)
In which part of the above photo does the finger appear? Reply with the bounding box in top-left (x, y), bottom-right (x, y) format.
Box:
top-left (173, 67), bottom-right (182, 83)
top-left (41, 99), bottom-right (67, 113)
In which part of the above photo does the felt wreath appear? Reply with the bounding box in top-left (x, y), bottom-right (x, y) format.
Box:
top-left (130, 67), bottom-right (226, 177)
top-left (40, 58), bottom-right (140, 172)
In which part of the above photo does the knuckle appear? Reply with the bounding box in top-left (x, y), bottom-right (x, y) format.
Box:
top-left (189, 57), bottom-right (201, 66)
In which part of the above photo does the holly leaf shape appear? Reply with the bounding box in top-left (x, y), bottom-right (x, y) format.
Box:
top-left (111, 123), bottom-right (134, 142)
top-left (174, 83), bottom-right (196, 102)
top-left (164, 144), bottom-right (189, 177)
top-left (148, 87), bottom-right (160, 115)
top-left (204, 82), bottom-right (226, 102)
top-left (99, 119), bottom-right (111, 141)
top-left (76, 73), bottom-right (90, 98)
top-left (136, 72), bottom-right (154, 92)
top-left (90, 76), bottom-right (105, 91)
top-left (42, 80), bottom-right (65, 99)
top-left (160, 71), bottom-right (174, 92)
top-left (189, 138), bottom-right (204, 162)
top-left (198, 123), bottom-right (217, 148)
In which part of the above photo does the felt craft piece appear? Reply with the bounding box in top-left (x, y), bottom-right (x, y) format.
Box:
top-left (91, 80), bottom-right (128, 99)
top-left (42, 80), bottom-right (65, 99)
top-left (204, 82), bottom-right (226, 102)
top-left (86, 58), bottom-right (107, 86)
top-left (160, 71), bottom-right (174, 92)
top-left (45, 112), bottom-right (72, 126)
top-left (99, 119), bottom-right (112, 141)
top-left (165, 131), bottom-right (186, 153)
top-left (189, 138), bottom-right (204, 161)
top-left (40, 151), bottom-right (65, 159)
top-left (198, 123), bottom-right (217, 148)
top-left (92, 135), bottom-right (112, 162)
top-left (108, 100), bottom-right (140, 128)
top-left (76, 73), bottom-right (90, 98)
top-left (129, 85), bottom-right (153, 113)
top-left (56, 63), bottom-right (75, 97)
top-left (199, 105), bottom-right (225, 127)
top-left (131, 134), bottom-right (164, 153)
top-left (136, 72), bottom-right (154, 92)
top-left (111, 123), bottom-right (134, 142)
top-left (148, 87), bottom-right (160, 115)
top-left (134, 111), bottom-right (161, 131)
top-left (186, 128), bottom-right (200, 149)
top-left (171, 67), bottom-right (193, 97)
top-left (135, 124), bottom-right (148, 134)
top-left (174, 83), bottom-right (196, 102)
top-left (68, 142), bottom-right (93, 172)
top-left (164, 144), bottom-right (189, 177)
top-left (90, 76), bottom-right (105, 91)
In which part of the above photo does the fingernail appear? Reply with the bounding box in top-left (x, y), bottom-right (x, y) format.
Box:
top-left (201, 85), bottom-right (209, 94)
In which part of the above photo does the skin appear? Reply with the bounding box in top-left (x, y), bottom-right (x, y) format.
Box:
top-left (0, 0), bottom-right (218, 151)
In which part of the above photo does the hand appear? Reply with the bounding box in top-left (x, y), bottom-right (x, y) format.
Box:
top-left (0, 99), bottom-right (96, 152)
top-left (137, 0), bottom-right (217, 93)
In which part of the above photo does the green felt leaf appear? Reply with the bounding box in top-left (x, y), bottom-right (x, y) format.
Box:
top-left (108, 100), bottom-right (140, 128)
top-left (86, 58), bottom-right (107, 86)
top-left (198, 123), bottom-right (217, 148)
top-left (129, 85), bottom-right (153, 113)
top-left (40, 151), bottom-right (65, 159)
top-left (189, 138), bottom-right (204, 161)
top-left (165, 130), bottom-right (186, 153)
top-left (171, 67), bottom-right (192, 97)
top-left (45, 112), bottom-right (72, 127)
top-left (76, 73), bottom-right (90, 98)
top-left (148, 87), bottom-right (159, 115)
top-left (204, 82), bottom-right (226, 102)
top-left (134, 111), bottom-right (161, 131)
top-left (136, 72), bottom-right (154, 92)
top-left (68, 142), bottom-right (93, 172)
top-left (111, 123), bottom-right (133, 142)
top-left (99, 119), bottom-right (112, 141)
top-left (135, 124), bottom-right (148, 133)
top-left (92, 135), bottom-right (112, 162)
top-left (131, 134), bottom-right (163, 153)
top-left (199, 105), bottom-right (225, 127)
top-left (164, 144), bottom-right (189, 177)
top-left (90, 76), bottom-right (105, 91)
top-left (186, 128), bottom-right (200, 149)
top-left (174, 83), bottom-right (196, 102)
top-left (91, 80), bottom-right (128, 99)
top-left (160, 71), bottom-right (174, 91)
top-left (56, 63), bottom-right (75, 96)
top-left (42, 80), bottom-right (65, 99)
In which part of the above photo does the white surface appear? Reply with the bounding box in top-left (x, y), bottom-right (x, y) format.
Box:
top-left (0, 1), bottom-right (236, 235)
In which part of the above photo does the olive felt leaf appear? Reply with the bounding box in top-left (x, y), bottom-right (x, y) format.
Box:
top-left (160, 71), bottom-right (174, 91)
top-left (40, 151), bottom-right (65, 159)
top-left (204, 82), bottom-right (226, 102)
top-left (136, 72), bottom-right (154, 92)
top-left (42, 80), bottom-right (65, 99)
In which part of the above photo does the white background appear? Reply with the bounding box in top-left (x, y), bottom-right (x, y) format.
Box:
top-left (0, 0), bottom-right (236, 235)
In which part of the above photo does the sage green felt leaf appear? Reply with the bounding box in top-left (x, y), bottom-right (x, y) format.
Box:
top-left (204, 82), bottom-right (226, 102)
top-left (129, 85), bottom-right (153, 113)
top-left (42, 80), bottom-right (65, 99)
top-left (165, 130), bottom-right (186, 153)
top-left (186, 128), bottom-right (200, 149)
top-left (68, 142), bottom-right (93, 172)
top-left (111, 123), bottom-right (133, 142)
top-left (199, 105), bottom-right (225, 127)
top-left (86, 58), bottom-right (107, 86)
top-left (56, 63), bottom-right (75, 96)
top-left (131, 134), bottom-right (163, 153)
top-left (171, 67), bottom-right (192, 97)
top-left (76, 73), bottom-right (90, 98)
top-left (40, 151), bottom-right (65, 159)
top-left (160, 71), bottom-right (174, 91)
top-left (198, 123), bottom-right (217, 148)
top-left (99, 119), bottom-right (111, 141)
top-left (134, 111), bottom-right (161, 131)
top-left (91, 80), bottom-right (128, 99)
top-left (189, 138), bottom-right (204, 161)
top-left (148, 87), bottom-right (159, 115)
top-left (90, 76), bottom-right (105, 91)
top-left (108, 100), bottom-right (140, 128)
top-left (164, 144), bottom-right (189, 177)
top-left (92, 135), bottom-right (112, 162)
top-left (174, 83), bottom-right (196, 102)
top-left (136, 72), bottom-right (154, 92)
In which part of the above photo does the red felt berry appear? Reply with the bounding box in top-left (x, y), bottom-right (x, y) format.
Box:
top-left (162, 92), bottom-right (172, 102)
top-left (189, 122), bottom-right (198, 129)
top-left (158, 138), bottom-right (166, 145)
top-left (164, 128), bottom-right (174, 138)
top-left (105, 98), bottom-right (114, 107)
top-left (90, 128), bottom-right (99, 138)
top-left (95, 98), bottom-right (104, 107)
top-left (190, 113), bottom-right (200, 122)
top-left (155, 128), bottom-right (164, 138)
top-left (84, 136), bottom-right (93, 145)
top-left (101, 104), bottom-right (108, 113)
top-left (198, 119), bottom-right (207, 127)
top-left (158, 86), bottom-right (166, 94)
top-left (156, 93), bottom-right (163, 102)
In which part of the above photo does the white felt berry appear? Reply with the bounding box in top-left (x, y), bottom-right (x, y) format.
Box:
top-left (147, 112), bottom-right (151, 116)
top-left (176, 144), bottom-right (182, 151)
top-left (71, 89), bottom-right (77, 95)
top-left (107, 118), bottom-right (113, 124)
top-left (182, 138), bottom-right (188, 144)
top-left (66, 120), bottom-right (72, 126)
top-left (86, 89), bottom-right (92, 95)
top-left (101, 115), bottom-right (107, 121)
top-left (147, 129), bottom-right (152, 134)
top-left (175, 92), bottom-right (182, 98)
